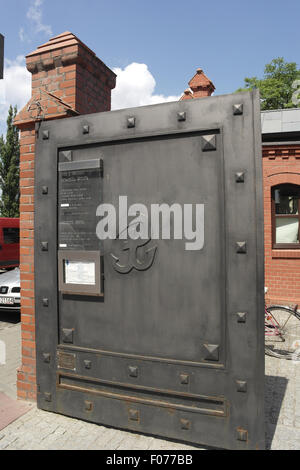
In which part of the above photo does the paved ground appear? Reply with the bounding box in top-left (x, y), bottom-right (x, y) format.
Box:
top-left (265, 357), bottom-right (300, 450)
top-left (0, 314), bottom-right (299, 450)
top-left (0, 312), bottom-right (21, 399)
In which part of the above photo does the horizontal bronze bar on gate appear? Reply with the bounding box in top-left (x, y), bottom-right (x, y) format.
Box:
top-left (57, 344), bottom-right (225, 369)
top-left (57, 373), bottom-right (228, 417)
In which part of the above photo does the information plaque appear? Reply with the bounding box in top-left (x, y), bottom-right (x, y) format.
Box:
top-left (58, 159), bottom-right (102, 251)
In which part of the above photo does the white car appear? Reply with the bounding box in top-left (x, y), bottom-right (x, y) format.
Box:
top-left (0, 268), bottom-right (21, 310)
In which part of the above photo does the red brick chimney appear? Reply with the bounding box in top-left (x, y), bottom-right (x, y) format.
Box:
top-left (15, 31), bottom-right (116, 126)
top-left (180, 68), bottom-right (215, 100)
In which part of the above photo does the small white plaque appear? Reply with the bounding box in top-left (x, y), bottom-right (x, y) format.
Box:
top-left (65, 260), bottom-right (96, 285)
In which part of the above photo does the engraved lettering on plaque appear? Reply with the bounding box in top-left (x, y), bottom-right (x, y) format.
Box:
top-left (57, 352), bottom-right (76, 371)
top-left (58, 164), bottom-right (101, 251)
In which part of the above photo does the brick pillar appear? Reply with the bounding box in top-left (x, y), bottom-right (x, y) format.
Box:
top-left (14, 32), bottom-right (116, 401)
top-left (180, 68), bottom-right (215, 100)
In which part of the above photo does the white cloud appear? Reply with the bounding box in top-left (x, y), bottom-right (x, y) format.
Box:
top-left (0, 56), bottom-right (31, 135)
top-left (26, 0), bottom-right (52, 37)
top-left (18, 27), bottom-right (31, 44)
top-left (19, 28), bottom-right (25, 43)
top-left (111, 63), bottom-right (180, 110)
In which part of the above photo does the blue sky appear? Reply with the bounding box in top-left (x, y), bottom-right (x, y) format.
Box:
top-left (0, 0), bottom-right (299, 134)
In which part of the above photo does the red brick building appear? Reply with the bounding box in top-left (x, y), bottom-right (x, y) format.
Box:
top-left (261, 110), bottom-right (300, 306)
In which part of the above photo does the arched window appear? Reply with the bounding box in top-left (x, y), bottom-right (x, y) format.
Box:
top-left (272, 184), bottom-right (300, 248)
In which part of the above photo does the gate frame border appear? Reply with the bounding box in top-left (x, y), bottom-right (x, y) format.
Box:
top-left (34, 90), bottom-right (265, 450)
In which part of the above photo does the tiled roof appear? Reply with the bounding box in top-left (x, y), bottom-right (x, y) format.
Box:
top-left (26, 31), bottom-right (95, 58)
top-left (188, 68), bottom-right (215, 91)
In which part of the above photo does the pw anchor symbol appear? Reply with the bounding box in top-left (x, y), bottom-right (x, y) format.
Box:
top-left (111, 238), bottom-right (157, 274)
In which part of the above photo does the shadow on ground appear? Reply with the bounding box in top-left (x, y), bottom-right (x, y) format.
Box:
top-left (265, 374), bottom-right (288, 449)
top-left (0, 311), bottom-right (20, 325)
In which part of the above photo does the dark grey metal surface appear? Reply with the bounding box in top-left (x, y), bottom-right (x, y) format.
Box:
top-left (34, 90), bottom-right (265, 450)
top-left (0, 34), bottom-right (4, 80)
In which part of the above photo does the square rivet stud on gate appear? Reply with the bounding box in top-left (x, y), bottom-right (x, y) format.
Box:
top-left (180, 374), bottom-right (189, 385)
top-left (44, 392), bottom-right (52, 402)
top-left (42, 130), bottom-right (49, 140)
top-left (236, 380), bottom-right (247, 393)
top-left (41, 241), bottom-right (48, 251)
top-left (60, 150), bottom-right (72, 162)
top-left (62, 329), bottom-right (74, 344)
top-left (128, 409), bottom-right (139, 422)
top-left (237, 428), bottom-right (248, 442)
top-left (180, 419), bottom-right (191, 431)
top-left (236, 312), bottom-right (247, 323)
top-left (128, 366), bottom-right (138, 378)
top-left (177, 111), bottom-right (186, 122)
top-left (235, 172), bottom-right (245, 183)
top-left (127, 117), bottom-right (136, 128)
top-left (43, 353), bottom-right (51, 363)
top-left (233, 103), bottom-right (243, 115)
top-left (85, 401), bottom-right (93, 411)
top-left (236, 241), bottom-right (247, 254)
top-left (201, 134), bottom-right (216, 151)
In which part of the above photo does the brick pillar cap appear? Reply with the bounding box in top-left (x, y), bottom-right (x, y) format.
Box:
top-left (27, 31), bottom-right (93, 60)
top-left (180, 89), bottom-right (194, 101)
top-left (188, 68), bottom-right (215, 93)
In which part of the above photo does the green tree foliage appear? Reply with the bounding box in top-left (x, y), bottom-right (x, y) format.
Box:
top-left (0, 105), bottom-right (20, 217)
top-left (236, 58), bottom-right (300, 110)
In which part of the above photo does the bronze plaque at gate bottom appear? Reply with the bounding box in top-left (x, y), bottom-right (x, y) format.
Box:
top-left (57, 352), bottom-right (76, 371)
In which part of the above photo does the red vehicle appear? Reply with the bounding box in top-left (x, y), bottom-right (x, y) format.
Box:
top-left (0, 218), bottom-right (20, 269)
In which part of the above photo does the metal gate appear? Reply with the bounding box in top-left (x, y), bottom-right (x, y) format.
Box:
top-left (34, 90), bottom-right (265, 450)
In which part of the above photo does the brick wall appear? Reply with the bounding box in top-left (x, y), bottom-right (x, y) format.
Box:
top-left (17, 124), bottom-right (36, 399)
top-left (14, 31), bottom-right (116, 401)
top-left (263, 144), bottom-right (300, 306)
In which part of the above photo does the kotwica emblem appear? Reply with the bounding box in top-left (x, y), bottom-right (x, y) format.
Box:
top-left (111, 238), bottom-right (157, 274)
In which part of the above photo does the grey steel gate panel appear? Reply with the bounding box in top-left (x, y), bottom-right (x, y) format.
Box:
top-left (34, 90), bottom-right (264, 450)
